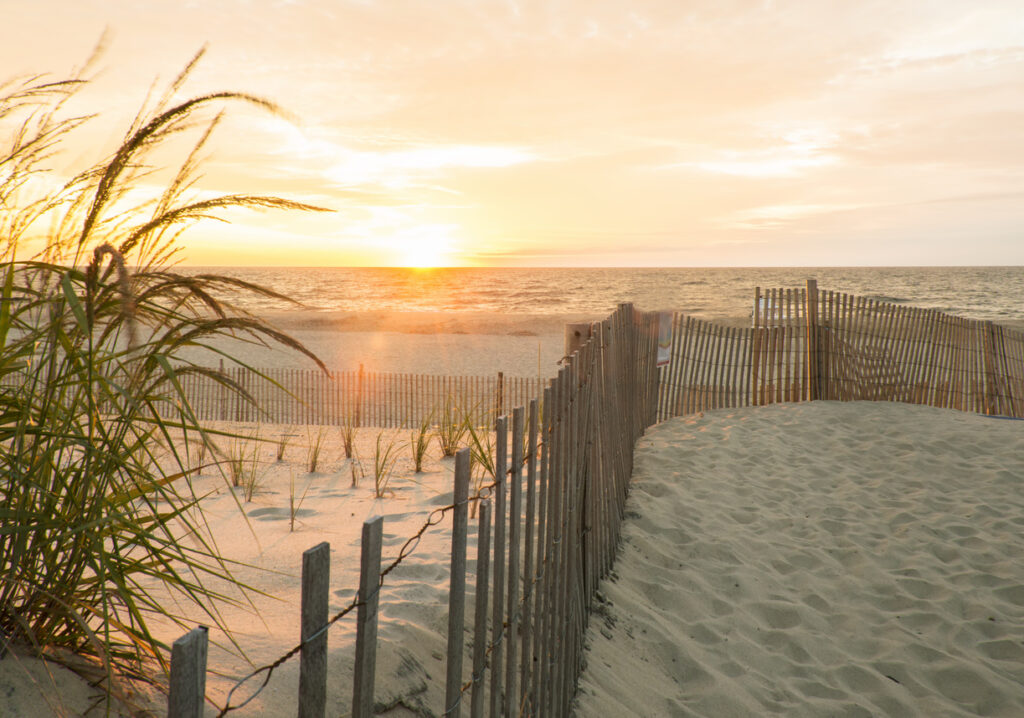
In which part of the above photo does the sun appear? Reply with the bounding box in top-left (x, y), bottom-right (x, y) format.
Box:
top-left (388, 225), bottom-right (457, 267)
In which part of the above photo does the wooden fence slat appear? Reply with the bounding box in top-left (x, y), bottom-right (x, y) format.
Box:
top-left (444, 449), bottom-right (471, 717)
top-left (519, 398), bottom-right (539, 715)
top-left (504, 406), bottom-right (525, 717)
top-left (532, 384), bottom-right (554, 714)
top-left (489, 415), bottom-right (508, 716)
top-left (299, 541), bottom-right (330, 718)
top-left (469, 499), bottom-right (492, 718)
top-left (167, 626), bottom-right (208, 718)
top-left (352, 518), bottom-right (383, 718)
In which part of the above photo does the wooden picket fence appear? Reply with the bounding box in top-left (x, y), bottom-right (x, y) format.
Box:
top-left (166, 303), bottom-right (661, 718)
top-left (179, 366), bottom-right (545, 428)
top-left (657, 280), bottom-right (1024, 420)
top-left (157, 284), bottom-right (1024, 716)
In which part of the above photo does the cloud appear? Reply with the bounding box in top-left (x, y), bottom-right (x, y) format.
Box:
top-left (7, 0), bottom-right (1024, 266)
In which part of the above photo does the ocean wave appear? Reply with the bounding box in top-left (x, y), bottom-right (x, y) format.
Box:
top-left (183, 267), bottom-right (1024, 324)
top-left (863, 294), bottom-right (910, 304)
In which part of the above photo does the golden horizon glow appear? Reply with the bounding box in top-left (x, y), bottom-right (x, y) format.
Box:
top-left (4, 1), bottom-right (1024, 267)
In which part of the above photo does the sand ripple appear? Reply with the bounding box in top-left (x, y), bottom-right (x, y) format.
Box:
top-left (575, 401), bottom-right (1024, 717)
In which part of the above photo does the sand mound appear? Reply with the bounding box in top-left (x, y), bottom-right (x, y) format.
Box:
top-left (0, 425), bottom-right (467, 716)
top-left (575, 401), bottom-right (1024, 717)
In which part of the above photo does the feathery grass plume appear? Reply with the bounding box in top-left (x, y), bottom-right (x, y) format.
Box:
top-left (435, 393), bottom-right (467, 457)
top-left (306, 426), bottom-right (327, 473)
top-left (410, 409), bottom-right (433, 473)
top-left (372, 431), bottom-right (400, 498)
top-left (0, 54), bottom-right (331, 709)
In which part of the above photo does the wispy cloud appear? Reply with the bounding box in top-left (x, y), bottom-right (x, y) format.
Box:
top-left (7, 0), bottom-right (1024, 265)
top-left (659, 128), bottom-right (840, 178)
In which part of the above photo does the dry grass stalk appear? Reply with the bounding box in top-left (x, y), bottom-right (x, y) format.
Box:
top-left (0, 50), bottom-right (330, 710)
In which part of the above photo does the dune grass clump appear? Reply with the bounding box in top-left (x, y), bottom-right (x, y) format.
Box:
top-left (288, 470), bottom-right (314, 532)
top-left (225, 432), bottom-right (263, 501)
top-left (463, 417), bottom-right (497, 518)
top-left (0, 52), bottom-right (328, 706)
top-left (306, 426), bottom-right (328, 473)
top-left (410, 409), bottom-right (433, 472)
top-left (276, 430), bottom-right (294, 462)
top-left (340, 409), bottom-right (357, 459)
top-left (372, 431), bottom-right (400, 498)
top-left (435, 394), bottom-right (467, 457)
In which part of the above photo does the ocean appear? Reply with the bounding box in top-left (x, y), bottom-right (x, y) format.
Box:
top-left (180, 266), bottom-right (1024, 375)
top-left (186, 266), bottom-right (1024, 324)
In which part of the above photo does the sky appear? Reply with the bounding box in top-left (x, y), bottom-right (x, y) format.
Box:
top-left (2, 0), bottom-right (1024, 267)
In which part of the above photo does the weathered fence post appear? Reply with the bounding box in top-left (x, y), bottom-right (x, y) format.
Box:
top-left (352, 517), bottom-right (384, 718)
top-left (496, 371), bottom-right (505, 419)
top-left (299, 542), bottom-right (330, 718)
top-left (445, 449), bottom-right (472, 717)
top-left (806, 279), bottom-right (821, 401)
top-left (564, 322), bottom-right (591, 360)
top-left (504, 406), bottom-right (525, 717)
top-left (355, 363), bottom-right (365, 427)
top-left (218, 358), bottom-right (227, 421)
top-left (519, 398), bottom-right (539, 715)
top-left (167, 626), bottom-right (208, 718)
top-left (489, 416), bottom-right (509, 716)
top-left (982, 320), bottom-right (1000, 415)
top-left (470, 499), bottom-right (492, 718)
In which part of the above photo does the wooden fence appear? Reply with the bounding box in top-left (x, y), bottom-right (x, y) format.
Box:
top-left (178, 365), bottom-right (546, 428)
top-left (657, 280), bottom-right (1024, 421)
top-left (166, 303), bottom-right (661, 718)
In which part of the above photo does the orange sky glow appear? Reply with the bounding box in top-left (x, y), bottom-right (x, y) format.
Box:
top-left (3, 1), bottom-right (1024, 267)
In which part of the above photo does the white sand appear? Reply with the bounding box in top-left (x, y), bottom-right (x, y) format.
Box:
top-left (186, 310), bottom-right (592, 376)
top-left (1, 424), bottom-right (470, 717)
top-left (575, 401), bottom-right (1024, 717)
top-left (5, 402), bottom-right (1023, 716)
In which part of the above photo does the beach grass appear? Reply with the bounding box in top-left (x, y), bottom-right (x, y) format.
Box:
top-left (372, 430), bottom-right (400, 498)
top-left (410, 409), bottom-right (433, 472)
top-left (435, 393), bottom-right (467, 457)
top-left (0, 52), bottom-right (329, 707)
top-left (305, 426), bottom-right (328, 473)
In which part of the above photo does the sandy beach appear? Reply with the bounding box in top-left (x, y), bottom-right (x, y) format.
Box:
top-left (185, 311), bottom-right (601, 377)
top-left (575, 402), bottom-right (1024, 717)
top-left (1, 423), bottom-right (470, 717)
top-left (4, 400), bottom-right (1022, 716)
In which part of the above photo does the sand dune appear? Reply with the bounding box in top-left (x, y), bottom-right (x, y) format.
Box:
top-left (5, 402), bottom-right (1023, 716)
top-left (575, 401), bottom-right (1024, 717)
top-left (1, 425), bottom-right (467, 717)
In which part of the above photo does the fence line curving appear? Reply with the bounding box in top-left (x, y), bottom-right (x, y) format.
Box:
top-left (166, 303), bottom-right (660, 718)
top-left (164, 283), bottom-right (1024, 717)
top-left (657, 280), bottom-right (1024, 421)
